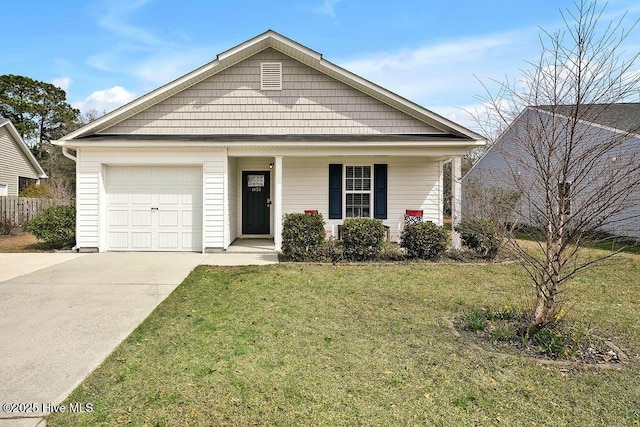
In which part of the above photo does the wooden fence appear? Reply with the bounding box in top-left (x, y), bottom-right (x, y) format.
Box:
top-left (0, 196), bottom-right (70, 227)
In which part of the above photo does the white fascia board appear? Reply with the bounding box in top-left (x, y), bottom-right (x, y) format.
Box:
top-left (57, 139), bottom-right (485, 149)
top-left (60, 61), bottom-right (223, 141)
top-left (227, 146), bottom-right (473, 157)
top-left (218, 30), bottom-right (322, 62)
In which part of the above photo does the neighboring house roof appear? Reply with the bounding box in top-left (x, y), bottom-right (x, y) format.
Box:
top-left (537, 103), bottom-right (640, 134)
top-left (59, 30), bottom-right (485, 145)
top-left (0, 118), bottom-right (48, 179)
top-left (464, 103), bottom-right (640, 179)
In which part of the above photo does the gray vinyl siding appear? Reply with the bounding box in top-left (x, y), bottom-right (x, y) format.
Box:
top-left (0, 126), bottom-right (40, 195)
top-left (99, 48), bottom-right (441, 136)
top-left (463, 109), bottom-right (640, 238)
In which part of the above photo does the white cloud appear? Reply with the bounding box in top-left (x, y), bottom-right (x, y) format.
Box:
top-left (315, 0), bottom-right (341, 18)
top-left (85, 0), bottom-right (221, 89)
top-left (131, 47), bottom-right (216, 86)
top-left (52, 77), bottom-right (71, 91)
top-left (96, 0), bottom-right (161, 45)
top-left (337, 30), bottom-right (532, 108)
top-left (73, 86), bottom-right (136, 114)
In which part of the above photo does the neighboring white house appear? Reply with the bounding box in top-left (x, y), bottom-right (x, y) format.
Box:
top-left (463, 104), bottom-right (640, 239)
top-left (0, 118), bottom-right (47, 196)
top-left (56, 30), bottom-right (486, 253)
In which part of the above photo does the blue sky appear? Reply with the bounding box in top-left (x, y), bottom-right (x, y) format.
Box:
top-left (2, 0), bottom-right (640, 130)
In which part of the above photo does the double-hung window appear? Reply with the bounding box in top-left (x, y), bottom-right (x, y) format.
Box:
top-left (328, 163), bottom-right (387, 220)
top-left (345, 166), bottom-right (371, 217)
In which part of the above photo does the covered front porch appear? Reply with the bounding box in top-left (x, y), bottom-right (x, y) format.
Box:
top-left (224, 152), bottom-right (464, 252)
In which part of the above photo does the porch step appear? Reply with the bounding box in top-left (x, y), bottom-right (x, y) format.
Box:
top-left (201, 253), bottom-right (279, 266)
top-left (226, 238), bottom-right (275, 254)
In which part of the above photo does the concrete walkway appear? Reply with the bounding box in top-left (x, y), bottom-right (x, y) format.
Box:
top-left (0, 252), bottom-right (207, 426)
top-left (201, 253), bottom-right (279, 265)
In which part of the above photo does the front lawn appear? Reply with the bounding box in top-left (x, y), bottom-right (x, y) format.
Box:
top-left (49, 255), bottom-right (640, 426)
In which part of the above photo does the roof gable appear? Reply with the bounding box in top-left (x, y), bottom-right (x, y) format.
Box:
top-left (0, 119), bottom-right (47, 178)
top-left (464, 104), bottom-right (640, 180)
top-left (61, 30), bottom-right (485, 142)
top-left (97, 48), bottom-right (442, 136)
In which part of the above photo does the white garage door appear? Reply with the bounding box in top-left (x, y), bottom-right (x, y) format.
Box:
top-left (106, 166), bottom-right (202, 252)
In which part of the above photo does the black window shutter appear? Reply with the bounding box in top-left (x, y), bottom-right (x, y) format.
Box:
top-left (374, 164), bottom-right (388, 219)
top-left (328, 164), bottom-right (343, 219)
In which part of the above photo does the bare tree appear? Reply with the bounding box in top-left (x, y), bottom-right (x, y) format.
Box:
top-left (476, 0), bottom-right (640, 329)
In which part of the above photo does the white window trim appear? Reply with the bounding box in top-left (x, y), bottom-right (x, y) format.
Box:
top-left (261, 62), bottom-right (282, 91)
top-left (344, 164), bottom-right (373, 218)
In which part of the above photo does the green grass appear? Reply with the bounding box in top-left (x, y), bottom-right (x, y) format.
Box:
top-left (48, 254), bottom-right (640, 426)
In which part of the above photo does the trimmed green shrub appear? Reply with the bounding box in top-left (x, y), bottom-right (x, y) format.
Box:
top-left (455, 218), bottom-right (501, 259)
top-left (379, 241), bottom-right (405, 261)
top-left (281, 213), bottom-right (327, 261)
top-left (323, 239), bottom-right (344, 263)
top-left (400, 221), bottom-right (448, 260)
top-left (341, 217), bottom-right (386, 261)
top-left (26, 204), bottom-right (75, 248)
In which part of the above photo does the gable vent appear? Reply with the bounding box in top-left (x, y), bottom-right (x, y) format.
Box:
top-left (261, 62), bottom-right (282, 90)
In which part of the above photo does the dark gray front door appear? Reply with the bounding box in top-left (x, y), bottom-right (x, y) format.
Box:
top-left (242, 171), bottom-right (270, 234)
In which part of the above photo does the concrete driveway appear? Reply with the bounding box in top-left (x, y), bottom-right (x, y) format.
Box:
top-left (0, 252), bottom-right (207, 426)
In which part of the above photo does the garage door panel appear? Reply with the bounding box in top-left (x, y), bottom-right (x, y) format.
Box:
top-left (131, 232), bottom-right (152, 249)
top-left (183, 210), bottom-right (200, 227)
top-left (182, 232), bottom-right (198, 248)
top-left (132, 210), bottom-right (153, 227)
top-left (107, 166), bottom-right (202, 252)
top-left (108, 210), bottom-right (128, 227)
top-left (158, 233), bottom-right (179, 249)
top-left (108, 232), bottom-right (128, 249)
top-left (158, 210), bottom-right (179, 227)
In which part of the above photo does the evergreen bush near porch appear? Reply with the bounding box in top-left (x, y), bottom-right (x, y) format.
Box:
top-left (400, 221), bottom-right (448, 260)
top-left (281, 213), bottom-right (327, 261)
top-left (455, 218), bottom-right (502, 259)
top-left (341, 217), bottom-right (386, 261)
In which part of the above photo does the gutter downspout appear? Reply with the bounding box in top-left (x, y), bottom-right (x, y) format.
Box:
top-left (55, 141), bottom-right (80, 251)
top-left (61, 146), bottom-right (77, 162)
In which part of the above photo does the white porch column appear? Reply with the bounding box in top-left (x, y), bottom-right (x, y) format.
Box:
top-left (451, 156), bottom-right (462, 249)
top-left (274, 155), bottom-right (283, 251)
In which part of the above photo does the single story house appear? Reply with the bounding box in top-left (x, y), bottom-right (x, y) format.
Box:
top-left (0, 118), bottom-right (47, 196)
top-left (463, 104), bottom-right (640, 239)
top-left (56, 30), bottom-right (485, 253)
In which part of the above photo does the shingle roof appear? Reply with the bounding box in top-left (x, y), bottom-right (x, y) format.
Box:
top-left (536, 103), bottom-right (640, 134)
